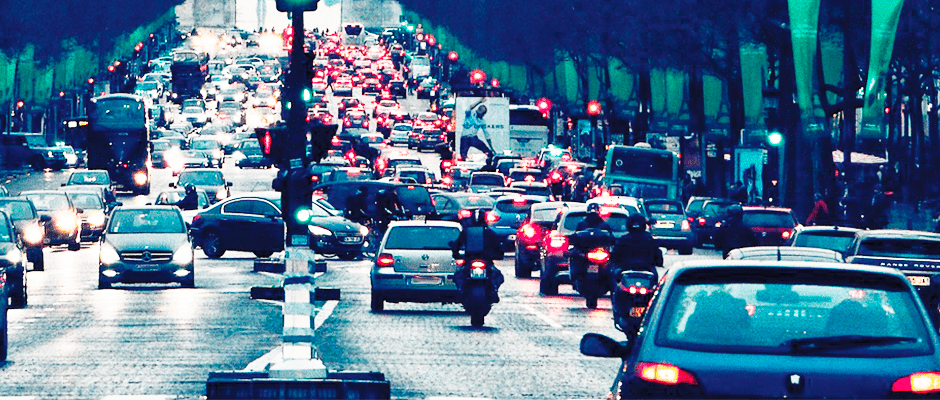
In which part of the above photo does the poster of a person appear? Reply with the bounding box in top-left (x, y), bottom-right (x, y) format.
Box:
top-left (460, 98), bottom-right (495, 159)
top-left (456, 97), bottom-right (510, 160)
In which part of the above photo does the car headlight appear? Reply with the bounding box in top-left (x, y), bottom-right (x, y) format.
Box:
top-left (232, 151), bottom-right (246, 161)
top-left (87, 211), bottom-right (106, 227)
top-left (173, 245), bottom-right (194, 265)
top-left (23, 223), bottom-right (43, 245)
top-left (215, 189), bottom-right (228, 200)
top-left (134, 171), bottom-right (148, 186)
top-left (55, 212), bottom-right (78, 232)
top-left (4, 248), bottom-right (22, 264)
top-left (309, 226), bottom-right (333, 236)
top-left (99, 242), bottom-right (120, 265)
top-left (358, 225), bottom-right (369, 236)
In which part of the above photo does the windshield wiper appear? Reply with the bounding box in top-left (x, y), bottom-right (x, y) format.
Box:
top-left (784, 335), bottom-right (916, 353)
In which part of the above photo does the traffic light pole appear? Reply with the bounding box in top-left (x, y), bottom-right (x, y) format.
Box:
top-left (283, 11), bottom-right (310, 246)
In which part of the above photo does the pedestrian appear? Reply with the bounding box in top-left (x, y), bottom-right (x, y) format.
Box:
top-left (805, 193), bottom-right (831, 226)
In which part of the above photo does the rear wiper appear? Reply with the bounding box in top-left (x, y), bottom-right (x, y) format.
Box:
top-left (784, 335), bottom-right (916, 353)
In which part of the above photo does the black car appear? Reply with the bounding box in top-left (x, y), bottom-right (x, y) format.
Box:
top-left (429, 192), bottom-right (495, 222)
top-left (0, 198), bottom-right (46, 271)
top-left (0, 211), bottom-right (28, 308)
top-left (20, 190), bottom-right (81, 251)
top-left (693, 199), bottom-right (738, 246)
top-left (388, 79), bottom-right (406, 98)
top-left (337, 98), bottom-right (361, 118)
top-left (190, 195), bottom-right (285, 258)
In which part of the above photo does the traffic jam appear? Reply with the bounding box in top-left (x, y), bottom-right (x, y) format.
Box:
top-left (3, 3), bottom-right (940, 399)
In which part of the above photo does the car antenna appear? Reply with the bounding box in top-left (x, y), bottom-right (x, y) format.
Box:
top-left (777, 246), bottom-right (782, 261)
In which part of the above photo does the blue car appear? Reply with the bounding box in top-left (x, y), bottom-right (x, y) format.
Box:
top-left (486, 195), bottom-right (547, 251)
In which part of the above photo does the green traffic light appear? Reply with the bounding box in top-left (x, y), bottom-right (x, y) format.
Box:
top-left (295, 208), bottom-right (313, 224)
top-left (768, 132), bottom-right (783, 146)
top-left (406, 25), bottom-right (415, 33)
top-left (301, 88), bottom-right (312, 103)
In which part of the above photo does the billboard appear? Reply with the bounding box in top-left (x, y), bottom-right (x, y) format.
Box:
top-left (193, 0), bottom-right (236, 28)
top-left (455, 97), bottom-right (509, 160)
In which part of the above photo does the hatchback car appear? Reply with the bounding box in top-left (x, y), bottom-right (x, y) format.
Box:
top-left (581, 261), bottom-right (940, 399)
top-left (61, 190), bottom-right (108, 242)
top-left (389, 123), bottom-right (412, 146)
top-left (370, 221), bottom-right (462, 312)
top-left (645, 199), bottom-right (694, 254)
top-left (20, 191), bottom-right (81, 251)
top-left (741, 206), bottom-right (799, 246)
top-left (693, 199), bottom-right (738, 246)
top-left (488, 195), bottom-right (546, 250)
top-left (98, 206), bottom-right (194, 289)
top-left (190, 195), bottom-right (284, 259)
top-left (172, 169), bottom-right (232, 203)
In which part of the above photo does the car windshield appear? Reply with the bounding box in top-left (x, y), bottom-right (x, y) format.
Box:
top-left (562, 212), bottom-right (629, 232)
top-left (793, 232), bottom-right (857, 252)
top-left (108, 209), bottom-right (185, 234)
top-left (183, 107), bottom-right (202, 114)
top-left (496, 199), bottom-right (539, 214)
top-left (703, 202), bottom-right (734, 217)
top-left (384, 226), bottom-right (459, 250)
top-left (399, 170), bottom-right (427, 182)
top-left (471, 175), bottom-right (504, 187)
top-left (857, 238), bottom-right (940, 260)
top-left (743, 211), bottom-right (796, 228)
top-left (25, 193), bottom-right (70, 211)
top-left (153, 141), bottom-right (173, 151)
top-left (66, 192), bottom-right (104, 210)
top-left (192, 140), bottom-right (220, 150)
top-left (0, 201), bottom-right (36, 220)
top-left (68, 172), bottom-right (109, 185)
top-left (178, 171), bottom-right (224, 186)
top-left (656, 267), bottom-right (932, 357)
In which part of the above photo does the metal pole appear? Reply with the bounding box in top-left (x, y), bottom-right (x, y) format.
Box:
top-left (283, 11), bottom-right (308, 244)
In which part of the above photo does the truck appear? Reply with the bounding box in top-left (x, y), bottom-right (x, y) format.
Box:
top-left (169, 49), bottom-right (208, 104)
top-left (87, 94), bottom-right (151, 195)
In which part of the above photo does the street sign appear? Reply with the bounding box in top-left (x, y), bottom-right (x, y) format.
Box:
top-left (290, 158), bottom-right (303, 169)
top-left (290, 234), bottom-right (309, 246)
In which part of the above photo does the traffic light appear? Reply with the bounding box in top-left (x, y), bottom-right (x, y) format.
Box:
top-left (301, 87), bottom-right (313, 104)
top-left (281, 167), bottom-right (315, 245)
top-left (344, 24), bottom-right (363, 36)
top-left (767, 131), bottom-right (783, 146)
top-left (15, 100), bottom-right (25, 110)
top-left (256, 126), bottom-right (284, 161)
top-left (587, 101), bottom-right (602, 116)
top-left (448, 51), bottom-right (459, 62)
top-left (275, 0), bottom-right (319, 12)
top-left (309, 124), bottom-right (338, 163)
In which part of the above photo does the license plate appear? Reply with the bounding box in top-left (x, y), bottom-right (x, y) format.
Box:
top-left (421, 263), bottom-right (440, 272)
top-left (908, 275), bottom-right (931, 287)
top-left (588, 264), bottom-right (599, 273)
top-left (410, 275), bottom-right (442, 285)
top-left (655, 222), bottom-right (675, 229)
top-left (507, 235), bottom-right (516, 241)
top-left (629, 307), bottom-right (646, 317)
top-left (342, 236), bottom-right (360, 243)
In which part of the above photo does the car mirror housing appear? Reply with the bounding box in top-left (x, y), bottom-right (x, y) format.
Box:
top-left (580, 333), bottom-right (630, 358)
top-left (39, 215), bottom-right (52, 223)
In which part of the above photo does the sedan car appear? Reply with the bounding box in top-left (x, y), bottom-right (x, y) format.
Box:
top-left (190, 195), bottom-right (284, 258)
top-left (98, 206), bottom-right (194, 289)
top-left (0, 211), bottom-right (27, 308)
top-left (232, 139), bottom-right (274, 168)
top-left (20, 191), bottom-right (81, 251)
top-left (171, 169), bottom-right (232, 203)
top-left (370, 220), bottom-right (462, 312)
top-left (189, 137), bottom-right (224, 167)
top-left (581, 261), bottom-right (940, 399)
top-left (61, 190), bottom-right (108, 242)
top-left (167, 150), bottom-right (212, 174)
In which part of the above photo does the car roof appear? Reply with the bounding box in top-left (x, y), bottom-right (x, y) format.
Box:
top-left (387, 220), bottom-right (461, 229)
top-left (112, 205), bottom-right (181, 212)
top-left (587, 196), bottom-right (642, 206)
top-left (742, 206), bottom-right (793, 213)
top-left (793, 225), bottom-right (861, 233)
top-left (726, 246), bottom-right (845, 262)
top-left (509, 182), bottom-right (548, 188)
top-left (854, 229), bottom-right (940, 240)
top-left (669, 260), bottom-right (907, 280)
top-left (494, 194), bottom-right (546, 203)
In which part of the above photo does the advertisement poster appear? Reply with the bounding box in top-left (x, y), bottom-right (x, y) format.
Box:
top-left (734, 147), bottom-right (765, 204)
top-left (455, 97), bottom-right (510, 160)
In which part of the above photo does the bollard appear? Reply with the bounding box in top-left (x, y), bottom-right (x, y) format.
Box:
top-left (268, 246), bottom-right (328, 379)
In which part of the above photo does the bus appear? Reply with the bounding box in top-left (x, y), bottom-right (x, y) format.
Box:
top-left (603, 144), bottom-right (680, 200)
top-left (509, 105), bottom-right (549, 158)
top-left (87, 94), bottom-right (151, 195)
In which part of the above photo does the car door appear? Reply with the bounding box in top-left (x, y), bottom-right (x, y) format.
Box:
top-left (250, 199), bottom-right (284, 252)
top-left (218, 199), bottom-right (257, 249)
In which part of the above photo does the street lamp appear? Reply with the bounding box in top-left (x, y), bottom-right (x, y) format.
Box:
top-left (587, 101), bottom-right (603, 163)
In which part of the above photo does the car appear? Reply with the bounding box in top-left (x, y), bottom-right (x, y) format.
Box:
top-left (406, 127), bottom-right (424, 149)
top-left (416, 128), bottom-right (445, 151)
top-left (388, 79), bottom-right (406, 98)
top-left (216, 101), bottom-right (245, 125)
top-left (645, 199), bottom-right (694, 255)
top-left (189, 195), bottom-right (285, 259)
top-left (322, 167), bottom-right (373, 184)
top-left (374, 152), bottom-right (421, 178)
top-left (180, 105), bottom-right (208, 127)
top-left (167, 150), bottom-right (212, 175)
top-left (740, 206), bottom-right (799, 246)
top-left (413, 112), bottom-right (442, 130)
top-left (151, 139), bottom-right (182, 169)
top-left (415, 78), bottom-right (440, 99)
top-left (189, 137), bottom-right (224, 167)
top-left (313, 181), bottom-right (435, 220)
top-left (171, 168), bottom-right (232, 203)
top-left (539, 204), bottom-right (633, 296)
top-left (61, 170), bottom-right (117, 205)
top-left (515, 201), bottom-right (566, 278)
top-left (788, 225), bottom-right (861, 254)
top-left (311, 78), bottom-right (328, 94)
top-left (684, 196), bottom-right (723, 221)
top-left (343, 110), bottom-right (370, 130)
top-left (370, 220), bottom-right (463, 312)
top-left (509, 181), bottom-right (553, 198)
top-left (20, 191), bottom-right (81, 251)
top-left (468, 172), bottom-right (506, 193)
top-left (361, 77), bottom-right (382, 93)
top-left (154, 188), bottom-right (211, 224)
top-left (0, 211), bottom-right (28, 308)
top-left (725, 246), bottom-right (845, 262)
top-left (61, 190), bottom-right (108, 242)
top-left (372, 100), bottom-right (399, 118)
top-left (692, 199), bottom-right (738, 246)
top-left (488, 195), bottom-right (547, 251)
top-left (581, 260), bottom-right (940, 399)
top-left (232, 139), bottom-right (274, 168)
top-left (332, 78), bottom-right (353, 97)
top-left (430, 192), bottom-right (495, 222)
top-left (505, 168), bottom-right (544, 185)
top-left (0, 198), bottom-right (46, 271)
top-left (98, 206), bottom-right (194, 289)
top-left (337, 97), bottom-right (361, 118)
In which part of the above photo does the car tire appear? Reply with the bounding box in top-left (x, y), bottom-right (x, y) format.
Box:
top-left (68, 240), bottom-right (81, 251)
top-left (181, 276), bottom-right (195, 288)
top-left (202, 232), bottom-right (225, 259)
top-left (470, 313), bottom-right (485, 328)
top-left (253, 251), bottom-right (274, 258)
top-left (539, 266), bottom-right (558, 296)
top-left (9, 271), bottom-right (25, 309)
top-left (679, 245), bottom-right (694, 255)
top-left (0, 305), bottom-right (7, 362)
top-left (370, 292), bottom-right (384, 312)
top-left (98, 276), bottom-right (112, 289)
top-left (514, 257), bottom-right (531, 279)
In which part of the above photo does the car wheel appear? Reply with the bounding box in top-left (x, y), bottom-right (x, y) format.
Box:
top-left (470, 313), bottom-right (485, 328)
top-left (9, 271), bottom-right (25, 309)
top-left (370, 291), bottom-right (384, 312)
top-left (253, 251), bottom-right (274, 258)
top-left (337, 252), bottom-right (358, 261)
top-left (0, 306), bottom-right (7, 362)
top-left (68, 240), bottom-right (81, 251)
top-left (98, 276), bottom-right (112, 289)
top-left (514, 257), bottom-right (531, 279)
top-left (29, 248), bottom-right (43, 271)
top-left (539, 265), bottom-right (558, 296)
top-left (586, 295), bottom-right (598, 309)
top-left (679, 245), bottom-right (694, 255)
top-left (181, 276), bottom-right (195, 288)
top-left (202, 232), bottom-right (225, 259)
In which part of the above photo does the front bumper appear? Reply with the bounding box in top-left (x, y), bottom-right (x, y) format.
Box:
top-left (309, 233), bottom-right (363, 254)
top-left (99, 259), bottom-right (194, 284)
top-left (42, 224), bottom-right (80, 246)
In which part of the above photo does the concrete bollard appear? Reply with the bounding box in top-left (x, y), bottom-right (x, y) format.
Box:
top-left (267, 246), bottom-right (328, 379)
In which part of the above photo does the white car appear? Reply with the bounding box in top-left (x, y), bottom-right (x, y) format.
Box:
top-left (389, 123), bottom-right (412, 146)
top-left (370, 221), bottom-right (462, 312)
top-left (180, 106), bottom-right (208, 127)
top-left (332, 79), bottom-right (353, 97)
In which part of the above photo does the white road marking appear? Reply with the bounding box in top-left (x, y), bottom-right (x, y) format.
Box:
top-left (314, 300), bottom-right (338, 329)
top-left (520, 303), bottom-right (563, 328)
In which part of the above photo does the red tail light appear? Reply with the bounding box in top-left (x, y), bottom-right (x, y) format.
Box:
top-left (550, 171), bottom-right (562, 183)
top-left (442, 160), bottom-right (454, 169)
top-left (455, 259), bottom-right (465, 266)
top-left (586, 248), bottom-right (609, 263)
top-left (547, 234), bottom-right (568, 251)
top-left (442, 176), bottom-right (453, 186)
top-left (485, 211), bottom-right (499, 225)
top-left (781, 230), bottom-right (792, 240)
top-left (519, 224), bottom-right (538, 241)
top-left (681, 219), bottom-right (691, 231)
top-left (628, 286), bottom-right (649, 295)
top-left (470, 260), bottom-right (486, 270)
top-left (458, 209), bottom-right (472, 219)
top-left (377, 253), bottom-right (395, 267)
top-left (697, 217), bottom-right (706, 226)
top-left (635, 362), bottom-right (699, 386)
top-left (331, 136), bottom-right (341, 146)
top-left (892, 373), bottom-right (940, 393)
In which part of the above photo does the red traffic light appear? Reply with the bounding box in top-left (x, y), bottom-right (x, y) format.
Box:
top-left (448, 51), bottom-right (459, 61)
top-left (490, 78), bottom-right (500, 88)
top-left (416, 33), bottom-right (425, 42)
top-left (261, 130), bottom-right (273, 155)
top-left (470, 69), bottom-right (486, 85)
top-left (107, 65), bottom-right (115, 72)
top-left (58, 91), bottom-right (65, 97)
top-left (15, 100), bottom-right (25, 109)
top-left (427, 35), bottom-right (436, 46)
top-left (537, 98), bottom-right (552, 112)
top-left (587, 101), bottom-right (602, 116)
top-left (87, 78), bottom-right (95, 85)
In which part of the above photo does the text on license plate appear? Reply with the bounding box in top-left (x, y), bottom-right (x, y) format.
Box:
top-left (908, 275), bottom-right (931, 287)
top-left (410, 275), bottom-right (442, 285)
top-left (342, 236), bottom-right (359, 243)
top-left (588, 264), bottom-right (599, 273)
top-left (655, 222), bottom-right (675, 228)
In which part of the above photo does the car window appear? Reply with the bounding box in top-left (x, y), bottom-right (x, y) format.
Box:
top-left (793, 232), bottom-right (857, 252)
top-left (647, 202), bottom-right (682, 214)
top-left (743, 211), bottom-right (796, 228)
top-left (68, 172), bottom-right (109, 185)
top-left (178, 171), bottom-right (225, 186)
top-left (399, 170), bottom-right (427, 182)
top-left (562, 212), bottom-right (629, 232)
top-left (223, 199), bottom-right (256, 215)
top-left (434, 197), bottom-right (453, 212)
top-left (452, 195), bottom-right (495, 209)
top-left (531, 207), bottom-right (562, 223)
top-left (66, 192), bottom-right (104, 210)
top-left (109, 209), bottom-right (185, 234)
top-left (25, 193), bottom-right (70, 211)
top-left (471, 175), bottom-right (504, 186)
top-left (0, 214), bottom-right (12, 242)
top-left (857, 238), bottom-right (940, 260)
top-left (384, 226), bottom-right (459, 250)
top-left (192, 140), bottom-right (220, 150)
top-left (495, 199), bottom-right (539, 214)
top-left (703, 202), bottom-right (734, 217)
top-left (0, 201), bottom-right (36, 220)
top-left (656, 268), bottom-right (932, 357)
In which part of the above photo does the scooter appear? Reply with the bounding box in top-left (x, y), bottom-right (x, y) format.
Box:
top-left (612, 270), bottom-right (657, 341)
top-left (457, 259), bottom-right (497, 327)
top-left (567, 228), bottom-right (616, 309)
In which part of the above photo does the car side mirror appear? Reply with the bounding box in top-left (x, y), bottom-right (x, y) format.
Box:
top-left (60, 183), bottom-right (66, 187)
top-left (226, 182), bottom-right (233, 187)
top-left (75, 208), bottom-right (84, 214)
top-left (580, 333), bottom-right (630, 358)
top-left (169, 183), bottom-right (176, 187)
top-left (39, 215), bottom-right (52, 223)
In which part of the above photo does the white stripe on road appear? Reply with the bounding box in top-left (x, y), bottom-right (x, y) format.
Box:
top-left (520, 303), bottom-right (563, 328)
top-left (314, 300), bottom-right (337, 329)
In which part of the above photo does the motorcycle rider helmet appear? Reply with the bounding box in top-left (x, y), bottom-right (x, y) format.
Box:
top-left (627, 214), bottom-right (648, 233)
top-left (184, 183), bottom-right (196, 193)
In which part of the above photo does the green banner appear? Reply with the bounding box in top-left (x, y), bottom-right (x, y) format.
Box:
top-left (788, 0), bottom-right (821, 121)
top-left (859, 0), bottom-right (904, 140)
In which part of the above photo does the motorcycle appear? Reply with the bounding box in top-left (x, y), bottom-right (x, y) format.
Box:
top-left (455, 258), bottom-right (497, 327)
top-left (612, 271), bottom-right (657, 341)
top-left (567, 228), bottom-right (616, 309)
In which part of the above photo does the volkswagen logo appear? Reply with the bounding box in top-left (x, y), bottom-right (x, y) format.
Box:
top-left (421, 254), bottom-right (430, 261)
top-left (141, 251), bottom-right (152, 262)
top-left (786, 374), bottom-right (805, 395)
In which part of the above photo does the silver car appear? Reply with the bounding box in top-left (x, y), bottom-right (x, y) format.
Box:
top-left (98, 206), bottom-right (194, 289)
top-left (370, 221), bottom-right (462, 312)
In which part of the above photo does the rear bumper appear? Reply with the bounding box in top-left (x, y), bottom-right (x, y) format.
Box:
top-left (371, 271), bottom-right (459, 303)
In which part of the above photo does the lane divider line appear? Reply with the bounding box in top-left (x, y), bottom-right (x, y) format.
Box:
top-left (520, 303), bottom-right (563, 328)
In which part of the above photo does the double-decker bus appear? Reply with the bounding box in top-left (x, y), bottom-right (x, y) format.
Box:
top-left (603, 144), bottom-right (680, 200)
top-left (87, 94), bottom-right (151, 195)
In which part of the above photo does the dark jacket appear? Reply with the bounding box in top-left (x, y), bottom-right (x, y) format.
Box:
top-left (612, 230), bottom-right (662, 273)
top-left (576, 213), bottom-right (612, 233)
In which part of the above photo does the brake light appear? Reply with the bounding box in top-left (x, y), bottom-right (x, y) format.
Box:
top-left (470, 260), bottom-right (486, 270)
top-left (681, 219), bottom-right (691, 231)
top-left (520, 224), bottom-right (538, 241)
top-left (550, 171), bottom-right (562, 183)
top-left (628, 286), bottom-right (649, 295)
top-left (455, 259), bottom-right (465, 266)
top-left (635, 362), bottom-right (698, 386)
top-left (331, 136), bottom-right (340, 146)
top-left (377, 253), bottom-right (395, 267)
top-left (586, 248), bottom-right (609, 263)
top-left (458, 209), bottom-right (472, 219)
top-left (697, 217), bottom-right (706, 226)
top-left (442, 160), bottom-right (454, 169)
top-left (892, 373), bottom-right (940, 393)
top-left (782, 230), bottom-right (792, 240)
top-left (547, 234), bottom-right (568, 251)
top-left (442, 176), bottom-right (453, 186)
top-left (485, 211), bottom-right (499, 225)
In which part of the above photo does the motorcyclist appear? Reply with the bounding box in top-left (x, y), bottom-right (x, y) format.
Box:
top-left (344, 186), bottom-right (369, 224)
top-left (451, 209), bottom-right (505, 303)
top-left (611, 214), bottom-right (663, 281)
top-left (575, 203), bottom-right (613, 234)
top-left (715, 204), bottom-right (757, 258)
top-left (375, 188), bottom-right (403, 232)
top-left (175, 184), bottom-right (199, 211)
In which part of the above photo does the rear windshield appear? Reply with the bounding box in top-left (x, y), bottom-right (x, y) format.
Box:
top-left (743, 211), bottom-right (796, 228)
top-left (858, 239), bottom-right (940, 260)
top-left (397, 186), bottom-right (431, 206)
top-left (0, 201), bottom-right (36, 220)
top-left (515, 185), bottom-right (551, 197)
top-left (384, 226), bottom-right (459, 250)
top-left (388, 159), bottom-right (421, 168)
top-left (178, 171), bottom-right (224, 186)
top-left (25, 193), bottom-right (70, 211)
top-left (452, 195), bottom-right (495, 208)
top-left (703, 202), bottom-right (735, 217)
top-left (66, 192), bottom-right (104, 210)
top-left (399, 170), bottom-right (428, 182)
top-left (562, 212), bottom-right (629, 232)
top-left (793, 231), bottom-right (857, 252)
top-left (531, 207), bottom-right (562, 223)
top-left (495, 199), bottom-right (539, 214)
top-left (109, 209), bottom-right (185, 234)
top-left (647, 202), bottom-right (683, 214)
top-left (471, 175), bottom-right (504, 186)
